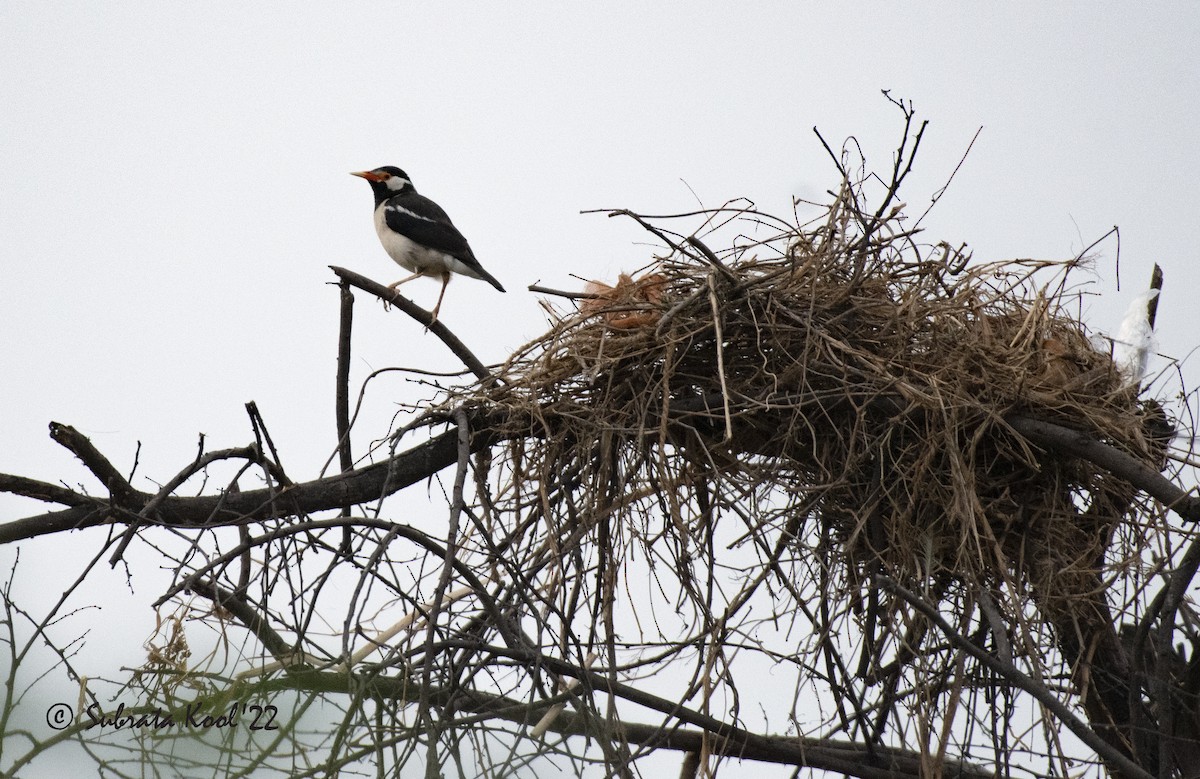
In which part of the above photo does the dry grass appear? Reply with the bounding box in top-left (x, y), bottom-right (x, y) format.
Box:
top-left (470, 189), bottom-right (1160, 624)
top-left (425, 161), bottom-right (1179, 774)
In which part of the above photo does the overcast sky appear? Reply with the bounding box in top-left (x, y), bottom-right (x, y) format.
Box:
top-left (1, 3), bottom-right (1198, 774)
top-left (3, 4), bottom-right (1198, 508)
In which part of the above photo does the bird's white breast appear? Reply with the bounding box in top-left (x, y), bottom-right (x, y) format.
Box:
top-left (372, 205), bottom-right (486, 281)
top-left (373, 205), bottom-right (450, 277)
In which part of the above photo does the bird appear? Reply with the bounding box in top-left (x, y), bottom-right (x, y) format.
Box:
top-left (350, 166), bottom-right (505, 323)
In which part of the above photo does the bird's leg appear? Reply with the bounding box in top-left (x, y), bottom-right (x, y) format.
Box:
top-left (382, 272), bottom-right (424, 311)
top-left (428, 273), bottom-right (451, 325)
top-left (386, 272), bottom-right (424, 292)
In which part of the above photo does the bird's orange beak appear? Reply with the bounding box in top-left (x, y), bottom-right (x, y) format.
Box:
top-left (350, 170), bottom-right (387, 182)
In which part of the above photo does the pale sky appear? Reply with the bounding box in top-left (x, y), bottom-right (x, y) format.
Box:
top-left (1, 4), bottom-right (1198, 775)
top-left (3, 5), bottom-right (1197, 501)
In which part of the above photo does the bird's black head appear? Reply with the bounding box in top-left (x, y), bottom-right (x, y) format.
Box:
top-left (350, 166), bottom-right (414, 206)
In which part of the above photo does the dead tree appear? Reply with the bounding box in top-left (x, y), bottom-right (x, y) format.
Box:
top-left (2, 100), bottom-right (1197, 778)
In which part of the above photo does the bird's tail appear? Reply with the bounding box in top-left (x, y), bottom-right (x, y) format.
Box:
top-left (478, 268), bottom-right (506, 293)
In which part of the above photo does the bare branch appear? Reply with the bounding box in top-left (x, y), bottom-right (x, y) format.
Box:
top-left (0, 473), bottom-right (94, 507)
top-left (876, 575), bottom-right (1155, 779)
top-left (48, 422), bottom-right (133, 500)
top-left (329, 265), bottom-right (495, 385)
top-left (0, 417), bottom-right (502, 545)
top-left (1005, 414), bottom-right (1200, 522)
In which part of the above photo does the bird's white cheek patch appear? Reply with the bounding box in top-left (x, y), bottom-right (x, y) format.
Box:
top-left (385, 177), bottom-right (412, 192)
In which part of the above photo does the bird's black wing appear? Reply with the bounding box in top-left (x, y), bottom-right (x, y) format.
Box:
top-left (382, 193), bottom-right (476, 262)
top-left (383, 192), bottom-right (506, 292)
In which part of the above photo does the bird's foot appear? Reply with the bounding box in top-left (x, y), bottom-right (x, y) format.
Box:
top-left (425, 305), bottom-right (441, 329)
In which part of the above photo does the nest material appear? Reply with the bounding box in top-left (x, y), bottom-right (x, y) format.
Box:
top-left (473, 202), bottom-right (1161, 630)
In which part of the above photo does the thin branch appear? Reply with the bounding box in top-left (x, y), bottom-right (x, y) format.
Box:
top-left (527, 284), bottom-right (600, 300)
top-left (876, 575), bottom-right (1155, 779)
top-left (246, 401), bottom-right (292, 487)
top-left (186, 578), bottom-right (293, 660)
top-left (418, 406), bottom-right (473, 770)
top-left (914, 124), bottom-right (982, 232)
top-left (251, 665), bottom-right (993, 779)
top-left (336, 281), bottom-right (355, 478)
top-left (336, 280), bottom-right (355, 555)
top-left (329, 265), bottom-right (494, 386)
top-left (0, 416), bottom-right (503, 545)
top-left (108, 444), bottom-right (266, 566)
top-left (686, 235), bottom-right (737, 284)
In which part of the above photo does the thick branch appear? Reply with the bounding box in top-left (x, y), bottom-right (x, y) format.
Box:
top-left (1004, 414), bottom-right (1200, 522)
top-left (0, 417), bottom-right (502, 545)
top-left (256, 669), bottom-right (992, 779)
top-left (48, 422), bottom-right (133, 499)
top-left (0, 474), bottom-right (95, 507)
top-left (4, 402), bottom-right (1192, 553)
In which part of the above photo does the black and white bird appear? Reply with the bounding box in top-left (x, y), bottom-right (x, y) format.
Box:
top-left (351, 166), bottom-right (505, 323)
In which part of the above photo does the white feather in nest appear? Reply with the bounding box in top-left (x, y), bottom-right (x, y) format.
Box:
top-left (1112, 288), bottom-right (1160, 386)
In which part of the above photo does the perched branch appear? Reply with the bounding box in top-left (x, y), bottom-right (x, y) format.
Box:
top-left (329, 265), bottom-right (494, 385)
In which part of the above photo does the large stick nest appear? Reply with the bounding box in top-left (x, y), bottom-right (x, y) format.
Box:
top-left (459, 186), bottom-right (1165, 664)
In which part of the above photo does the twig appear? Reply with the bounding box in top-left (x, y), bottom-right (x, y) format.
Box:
top-left (855, 92), bottom-right (928, 251)
top-left (530, 651), bottom-right (597, 737)
top-left (336, 281), bottom-right (355, 555)
top-left (686, 235), bottom-right (737, 284)
top-left (109, 443), bottom-right (265, 566)
top-left (604, 208), bottom-right (688, 254)
top-left (914, 125), bottom-right (982, 233)
top-left (707, 274), bottom-right (733, 441)
top-left (876, 574), bottom-right (1155, 779)
top-left (528, 284), bottom-right (600, 300)
top-left (654, 287), bottom-right (707, 339)
top-left (246, 402), bottom-right (292, 487)
top-left (581, 205), bottom-right (794, 234)
top-left (418, 406), bottom-right (473, 770)
top-left (329, 266), bottom-right (495, 386)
